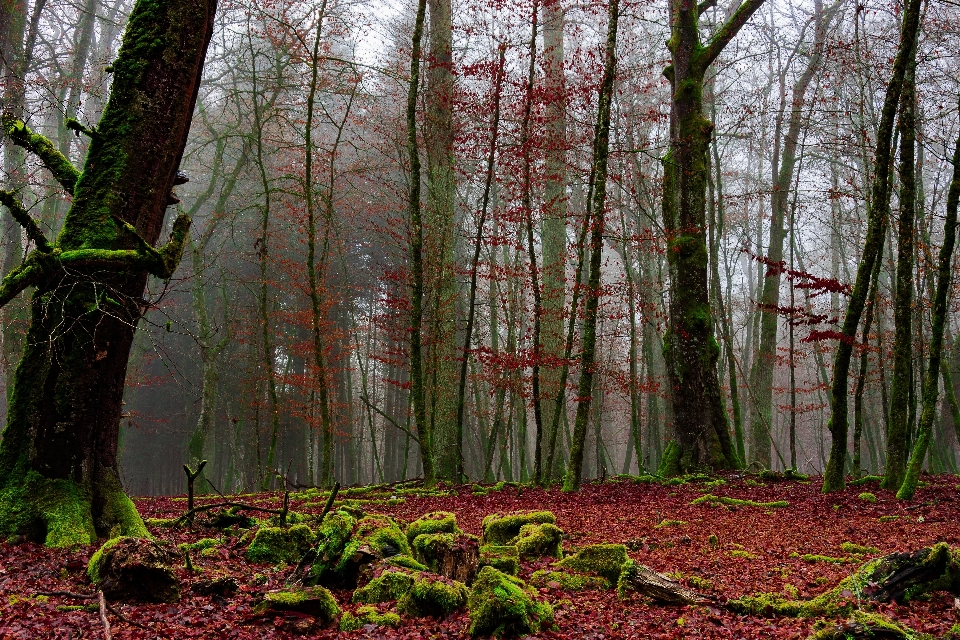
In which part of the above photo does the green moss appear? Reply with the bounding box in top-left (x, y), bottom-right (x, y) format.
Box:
top-left (708, 534), bottom-right (719, 547)
top-left (397, 573), bottom-right (468, 618)
top-left (352, 568), bottom-right (416, 604)
top-left (849, 475), bottom-right (883, 486)
top-left (87, 536), bottom-right (129, 583)
top-left (339, 605), bottom-right (401, 631)
top-left (468, 566), bottom-right (553, 637)
top-left (857, 492), bottom-right (877, 503)
top-left (479, 544), bottom-right (519, 576)
top-left (510, 523), bottom-right (563, 559)
top-left (0, 472), bottom-right (99, 547)
top-left (304, 510), bottom-right (357, 584)
top-left (179, 538), bottom-right (220, 553)
top-left (691, 494), bottom-right (789, 509)
top-left (530, 569), bottom-right (610, 591)
top-left (254, 585), bottom-right (341, 622)
top-left (729, 550), bottom-right (758, 560)
top-left (384, 554), bottom-right (428, 572)
top-left (555, 544), bottom-right (627, 583)
top-left (655, 519), bottom-right (686, 528)
top-left (144, 517), bottom-right (178, 528)
top-left (245, 524), bottom-right (314, 564)
top-left (839, 542), bottom-right (880, 555)
top-left (406, 511), bottom-right (460, 544)
top-left (800, 554), bottom-right (851, 564)
top-left (808, 611), bottom-right (911, 639)
top-left (481, 511), bottom-right (555, 545)
top-left (657, 440), bottom-right (683, 477)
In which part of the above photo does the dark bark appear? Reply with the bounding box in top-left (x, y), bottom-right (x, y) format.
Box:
top-left (0, 0), bottom-right (214, 545)
top-left (662, 0), bottom-right (763, 473)
top-left (823, 0), bottom-right (922, 492)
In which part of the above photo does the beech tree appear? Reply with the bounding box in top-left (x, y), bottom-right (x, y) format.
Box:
top-left (0, 0), bottom-right (215, 545)
top-left (661, 0), bottom-right (764, 473)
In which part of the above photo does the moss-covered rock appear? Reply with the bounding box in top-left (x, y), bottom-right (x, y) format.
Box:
top-left (384, 554), bottom-right (428, 572)
top-left (352, 566), bottom-right (417, 604)
top-left (412, 532), bottom-right (480, 583)
top-left (530, 569), bottom-right (610, 591)
top-left (339, 605), bottom-right (401, 631)
top-left (468, 565), bottom-right (553, 637)
top-left (245, 524), bottom-right (314, 564)
top-left (397, 573), bottom-right (469, 618)
top-left (254, 585), bottom-right (340, 626)
top-left (87, 537), bottom-right (180, 603)
top-left (555, 544), bottom-right (627, 583)
top-left (509, 523), bottom-right (563, 559)
top-left (481, 511), bottom-right (556, 545)
top-left (479, 545), bottom-right (519, 576)
top-left (406, 511), bottom-right (459, 544)
top-left (307, 513), bottom-right (410, 588)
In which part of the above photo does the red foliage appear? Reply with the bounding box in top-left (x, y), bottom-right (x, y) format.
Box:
top-left (0, 476), bottom-right (956, 638)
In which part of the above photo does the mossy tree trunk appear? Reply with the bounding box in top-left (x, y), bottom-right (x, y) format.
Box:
top-left (896, 123), bottom-right (960, 500)
top-left (0, 0), bottom-right (215, 546)
top-left (563, 0), bottom-right (618, 492)
top-left (661, 0), bottom-right (763, 474)
top-left (822, 0), bottom-right (921, 492)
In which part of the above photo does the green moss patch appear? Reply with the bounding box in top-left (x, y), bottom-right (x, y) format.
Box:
top-left (509, 523), bottom-right (563, 559)
top-left (479, 544), bottom-right (519, 576)
top-left (857, 492), bottom-right (878, 503)
top-left (397, 573), bottom-right (468, 618)
top-left (339, 605), bottom-right (401, 631)
top-left (530, 569), bottom-right (610, 591)
top-left (254, 585), bottom-right (340, 624)
top-left (406, 511), bottom-right (459, 544)
top-left (691, 494), bottom-right (789, 509)
top-left (840, 542), bottom-right (881, 555)
top-left (353, 567), bottom-right (417, 604)
top-left (481, 511), bottom-right (556, 545)
top-left (245, 524), bottom-right (314, 564)
top-left (555, 544), bottom-right (627, 583)
top-left (468, 566), bottom-right (553, 637)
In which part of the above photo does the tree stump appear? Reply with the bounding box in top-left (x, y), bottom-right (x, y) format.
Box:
top-left (88, 537), bottom-right (181, 603)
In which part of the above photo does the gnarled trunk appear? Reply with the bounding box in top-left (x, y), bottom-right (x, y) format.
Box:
top-left (0, 0), bottom-right (215, 546)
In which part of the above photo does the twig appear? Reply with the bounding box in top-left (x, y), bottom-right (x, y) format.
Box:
top-left (174, 500), bottom-right (283, 524)
top-left (98, 591), bottom-right (112, 640)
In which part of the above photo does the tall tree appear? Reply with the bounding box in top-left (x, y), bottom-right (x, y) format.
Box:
top-left (563, 0), bottom-right (618, 492)
top-left (0, 0), bottom-right (214, 545)
top-left (822, 0), bottom-right (922, 492)
top-left (661, 0), bottom-right (763, 473)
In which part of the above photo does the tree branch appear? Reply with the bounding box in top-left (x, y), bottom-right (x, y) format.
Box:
top-left (0, 262), bottom-right (42, 308)
top-left (698, 0), bottom-right (718, 16)
top-left (0, 190), bottom-right (52, 252)
top-left (1, 114), bottom-right (80, 194)
top-left (699, 0), bottom-right (766, 68)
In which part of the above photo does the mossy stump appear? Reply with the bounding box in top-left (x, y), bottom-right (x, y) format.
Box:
top-left (468, 566), bottom-right (553, 637)
top-left (87, 537), bottom-right (181, 603)
top-left (303, 512), bottom-right (411, 588)
top-left (254, 585), bottom-right (341, 627)
top-left (339, 605), bottom-right (401, 631)
top-left (397, 573), bottom-right (469, 618)
top-left (406, 511), bottom-right (459, 544)
top-left (411, 532), bottom-right (480, 584)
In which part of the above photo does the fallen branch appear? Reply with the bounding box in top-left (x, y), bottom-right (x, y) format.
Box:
top-left (174, 500), bottom-right (283, 525)
top-left (617, 560), bottom-right (713, 605)
top-left (36, 590), bottom-right (97, 599)
top-left (98, 591), bottom-right (112, 640)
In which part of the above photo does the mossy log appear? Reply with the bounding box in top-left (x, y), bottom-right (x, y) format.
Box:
top-left (617, 559), bottom-right (713, 605)
top-left (0, 0), bottom-right (215, 546)
top-left (87, 537), bottom-right (181, 603)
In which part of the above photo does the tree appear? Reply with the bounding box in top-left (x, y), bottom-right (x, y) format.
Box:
top-left (661, 0), bottom-right (763, 474)
top-left (822, 0), bottom-right (922, 492)
top-left (0, 0), bottom-right (215, 546)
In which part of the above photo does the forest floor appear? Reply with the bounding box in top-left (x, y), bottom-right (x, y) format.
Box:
top-left (0, 473), bottom-right (958, 639)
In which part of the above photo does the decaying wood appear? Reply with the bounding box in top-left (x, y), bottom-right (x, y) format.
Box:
top-left (618, 561), bottom-right (713, 605)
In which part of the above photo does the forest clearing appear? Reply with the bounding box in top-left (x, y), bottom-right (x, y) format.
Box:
top-left (0, 474), bottom-right (958, 638)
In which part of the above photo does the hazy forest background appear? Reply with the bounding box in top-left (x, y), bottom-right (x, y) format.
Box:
top-left (1, 0), bottom-right (959, 496)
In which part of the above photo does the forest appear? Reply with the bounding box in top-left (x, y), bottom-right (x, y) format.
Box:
top-left (0, 0), bottom-right (958, 636)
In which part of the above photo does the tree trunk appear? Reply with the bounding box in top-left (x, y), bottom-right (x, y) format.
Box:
top-left (662, 0), bottom-right (762, 473)
top-left (823, 0), bottom-right (922, 492)
top-left (563, 0), bottom-right (618, 492)
top-left (0, 0), bottom-right (214, 546)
